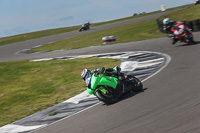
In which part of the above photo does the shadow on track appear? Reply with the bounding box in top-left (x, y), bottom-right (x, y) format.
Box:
top-left (102, 88), bottom-right (148, 106)
top-left (175, 41), bottom-right (200, 47)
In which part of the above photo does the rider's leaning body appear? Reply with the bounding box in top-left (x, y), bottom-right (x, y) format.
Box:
top-left (81, 66), bottom-right (122, 95)
top-left (163, 18), bottom-right (190, 44)
top-left (82, 22), bottom-right (91, 28)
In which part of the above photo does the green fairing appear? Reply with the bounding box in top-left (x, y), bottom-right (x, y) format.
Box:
top-left (89, 73), bottom-right (118, 95)
top-left (87, 88), bottom-right (94, 94)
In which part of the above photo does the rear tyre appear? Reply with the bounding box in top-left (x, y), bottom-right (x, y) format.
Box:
top-left (95, 90), bottom-right (118, 104)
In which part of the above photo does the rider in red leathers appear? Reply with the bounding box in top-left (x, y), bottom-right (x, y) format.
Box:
top-left (163, 18), bottom-right (192, 45)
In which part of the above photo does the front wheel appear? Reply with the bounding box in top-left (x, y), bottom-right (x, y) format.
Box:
top-left (185, 33), bottom-right (194, 45)
top-left (79, 28), bottom-right (83, 32)
top-left (126, 75), bottom-right (143, 92)
top-left (95, 89), bottom-right (118, 104)
top-left (188, 37), bottom-right (195, 45)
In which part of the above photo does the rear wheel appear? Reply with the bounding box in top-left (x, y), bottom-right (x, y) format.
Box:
top-left (95, 87), bottom-right (118, 104)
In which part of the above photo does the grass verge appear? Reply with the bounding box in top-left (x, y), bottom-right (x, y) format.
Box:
top-left (0, 58), bottom-right (120, 127)
top-left (158, 4), bottom-right (200, 21)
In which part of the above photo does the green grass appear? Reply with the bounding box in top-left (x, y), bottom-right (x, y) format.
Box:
top-left (0, 58), bottom-right (120, 126)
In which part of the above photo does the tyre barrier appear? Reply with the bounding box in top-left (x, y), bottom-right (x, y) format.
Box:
top-left (102, 36), bottom-right (116, 44)
top-left (156, 19), bottom-right (200, 33)
top-left (156, 19), bottom-right (164, 33)
top-left (184, 21), bottom-right (193, 31)
top-left (192, 19), bottom-right (200, 31)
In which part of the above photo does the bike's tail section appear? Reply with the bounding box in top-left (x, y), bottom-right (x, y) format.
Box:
top-left (91, 74), bottom-right (118, 93)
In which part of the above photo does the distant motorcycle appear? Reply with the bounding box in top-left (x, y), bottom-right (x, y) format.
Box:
top-left (89, 68), bottom-right (143, 104)
top-left (79, 23), bottom-right (90, 32)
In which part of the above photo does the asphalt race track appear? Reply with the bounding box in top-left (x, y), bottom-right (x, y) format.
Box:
top-left (31, 32), bottom-right (200, 133)
top-left (1, 9), bottom-right (200, 133)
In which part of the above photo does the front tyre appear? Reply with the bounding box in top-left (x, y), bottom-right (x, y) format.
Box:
top-left (127, 75), bottom-right (143, 92)
top-left (185, 33), bottom-right (194, 45)
top-left (186, 36), bottom-right (193, 45)
top-left (95, 90), bottom-right (118, 104)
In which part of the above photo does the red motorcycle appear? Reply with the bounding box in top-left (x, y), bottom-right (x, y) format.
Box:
top-left (171, 23), bottom-right (195, 45)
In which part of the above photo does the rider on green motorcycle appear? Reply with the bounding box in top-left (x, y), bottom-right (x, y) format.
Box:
top-left (81, 66), bottom-right (142, 104)
top-left (81, 66), bottom-right (122, 95)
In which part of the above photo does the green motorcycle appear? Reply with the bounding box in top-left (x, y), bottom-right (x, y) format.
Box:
top-left (86, 68), bottom-right (143, 104)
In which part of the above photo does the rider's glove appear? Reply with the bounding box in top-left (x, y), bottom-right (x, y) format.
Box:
top-left (91, 68), bottom-right (98, 74)
top-left (99, 67), bottom-right (105, 74)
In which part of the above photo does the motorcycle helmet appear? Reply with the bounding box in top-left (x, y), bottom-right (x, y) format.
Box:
top-left (81, 69), bottom-right (91, 81)
top-left (163, 18), bottom-right (171, 25)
